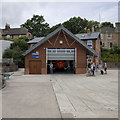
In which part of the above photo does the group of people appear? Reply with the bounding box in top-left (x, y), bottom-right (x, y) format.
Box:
top-left (87, 62), bottom-right (107, 76)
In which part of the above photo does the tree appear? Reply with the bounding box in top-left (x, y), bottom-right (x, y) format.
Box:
top-left (3, 38), bottom-right (28, 68)
top-left (49, 17), bottom-right (100, 34)
top-left (48, 23), bottom-right (61, 33)
top-left (10, 37), bottom-right (28, 51)
top-left (87, 20), bottom-right (100, 32)
top-left (63, 17), bottom-right (88, 34)
top-left (21, 15), bottom-right (50, 37)
top-left (100, 22), bottom-right (114, 28)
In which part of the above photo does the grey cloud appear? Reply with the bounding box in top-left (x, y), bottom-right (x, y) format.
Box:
top-left (1, 2), bottom-right (118, 28)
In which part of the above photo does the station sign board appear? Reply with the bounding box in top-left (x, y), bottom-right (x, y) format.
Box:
top-left (31, 52), bottom-right (39, 56)
top-left (31, 51), bottom-right (40, 58)
top-left (31, 56), bottom-right (40, 58)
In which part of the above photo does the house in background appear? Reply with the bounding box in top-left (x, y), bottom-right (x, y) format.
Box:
top-left (75, 29), bottom-right (101, 65)
top-left (1, 24), bottom-right (32, 40)
top-left (101, 22), bottom-right (120, 49)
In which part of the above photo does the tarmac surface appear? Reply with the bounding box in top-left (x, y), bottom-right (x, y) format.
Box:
top-left (1, 69), bottom-right (118, 118)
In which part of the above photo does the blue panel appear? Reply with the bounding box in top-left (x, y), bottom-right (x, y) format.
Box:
top-left (31, 52), bottom-right (39, 56)
top-left (31, 56), bottom-right (40, 58)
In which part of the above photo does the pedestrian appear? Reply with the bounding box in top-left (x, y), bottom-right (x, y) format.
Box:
top-left (96, 64), bottom-right (98, 72)
top-left (50, 63), bottom-right (53, 74)
top-left (93, 64), bottom-right (95, 76)
top-left (104, 63), bottom-right (107, 74)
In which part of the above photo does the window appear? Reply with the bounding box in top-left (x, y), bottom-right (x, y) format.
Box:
top-left (110, 42), bottom-right (112, 48)
top-left (87, 40), bottom-right (92, 48)
top-left (107, 34), bottom-right (111, 39)
top-left (101, 34), bottom-right (103, 39)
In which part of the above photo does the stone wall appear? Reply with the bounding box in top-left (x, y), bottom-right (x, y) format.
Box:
top-left (2, 64), bottom-right (18, 72)
top-left (105, 62), bottom-right (120, 69)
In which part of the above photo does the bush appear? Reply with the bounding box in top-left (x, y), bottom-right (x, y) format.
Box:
top-left (101, 45), bottom-right (120, 62)
top-left (3, 38), bottom-right (28, 68)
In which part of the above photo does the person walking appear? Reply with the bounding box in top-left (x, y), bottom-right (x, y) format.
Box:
top-left (93, 64), bottom-right (95, 75)
top-left (104, 63), bottom-right (107, 74)
top-left (96, 64), bottom-right (98, 72)
top-left (91, 63), bottom-right (95, 76)
top-left (88, 62), bottom-right (91, 75)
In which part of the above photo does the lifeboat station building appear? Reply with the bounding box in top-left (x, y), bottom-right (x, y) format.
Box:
top-left (23, 25), bottom-right (101, 74)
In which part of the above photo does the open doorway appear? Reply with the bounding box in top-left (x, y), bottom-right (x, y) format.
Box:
top-left (47, 60), bottom-right (75, 74)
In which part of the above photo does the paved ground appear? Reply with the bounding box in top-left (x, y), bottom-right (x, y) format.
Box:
top-left (51, 70), bottom-right (118, 118)
top-left (2, 69), bottom-right (61, 118)
top-left (1, 69), bottom-right (118, 118)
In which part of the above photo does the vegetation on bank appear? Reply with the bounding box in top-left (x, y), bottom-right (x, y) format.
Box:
top-left (101, 44), bottom-right (120, 63)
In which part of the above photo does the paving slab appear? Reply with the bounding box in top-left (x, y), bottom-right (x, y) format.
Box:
top-left (50, 70), bottom-right (118, 118)
top-left (2, 75), bottom-right (61, 118)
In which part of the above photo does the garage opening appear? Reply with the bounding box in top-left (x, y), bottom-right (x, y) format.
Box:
top-left (47, 48), bottom-right (76, 74)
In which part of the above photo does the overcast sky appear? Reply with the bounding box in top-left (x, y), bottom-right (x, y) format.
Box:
top-left (1, 2), bottom-right (119, 28)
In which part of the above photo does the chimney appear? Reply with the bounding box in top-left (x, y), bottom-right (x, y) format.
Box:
top-left (87, 28), bottom-right (91, 33)
top-left (115, 22), bottom-right (120, 32)
top-left (92, 26), bottom-right (95, 32)
top-left (5, 23), bottom-right (10, 30)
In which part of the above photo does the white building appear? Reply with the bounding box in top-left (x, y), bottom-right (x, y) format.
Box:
top-left (0, 40), bottom-right (13, 63)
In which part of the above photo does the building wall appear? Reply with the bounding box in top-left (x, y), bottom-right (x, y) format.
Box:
top-left (2, 32), bottom-right (32, 40)
top-left (83, 37), bottom-right (101, 65)
top-left (101, 32), bottom-right (119, 49)
top-left (95, 37), bottom-right (101, 65)
top-left (25, 31), bottom-right (87, 74)
top-left (101, 22), bottom-right (120, 50)
top-left (0, 40), bottom-right (13, 63)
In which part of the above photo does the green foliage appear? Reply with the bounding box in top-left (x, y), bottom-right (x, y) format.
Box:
top-left (48, 23), bottom-right (61, 33)
top-left (101, 45), bottom-right (120, 62)
top-left (21, 15), bottom-right (115, 36)
top-left (3, 38), bottom-right (28, 68)
top-left (87, 20), bottom-right (100, 32)
top-left (21, 15), bottom-right (50, 37)
top-left (49, 17), bottom-right (100, 34)
top-left (10, 37), bottom-right (28, 51)
top-left (63, 17), bottom-right (88, 34)
top-left (100, 22), bottom-right (114, 28)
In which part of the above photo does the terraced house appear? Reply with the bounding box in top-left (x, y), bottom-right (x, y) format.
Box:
top-left (23, 25), bottom-right (101, 74)
top-left (1, 24), bottom-right (32, 40)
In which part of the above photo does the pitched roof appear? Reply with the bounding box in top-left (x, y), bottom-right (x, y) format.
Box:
top-left (2, 27), bottom-right (28, 35)
top-left (23, 25), bottom-right (98, 57)
top-left (101, 27), bottom-right (115, 33)
top-left (75, 32), bottom-right (100, 40)
top-left (27, 32), bottom-right (100, 44)
top-left (27, 37), bottom-right (45, 44)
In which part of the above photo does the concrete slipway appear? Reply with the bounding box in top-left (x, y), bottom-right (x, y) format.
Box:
top-left (1, 69), bottom-right (118, 118)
